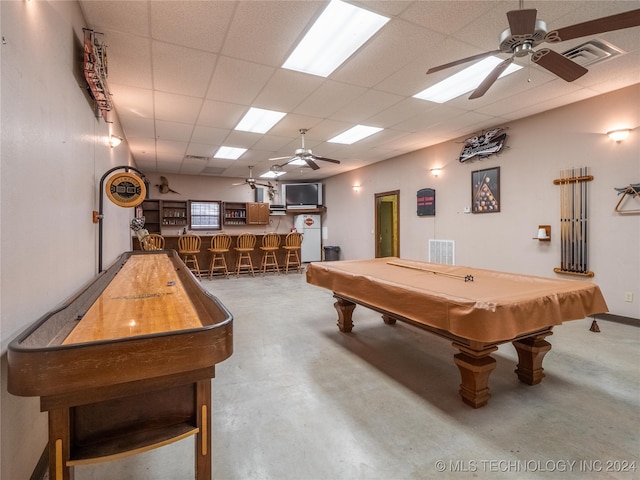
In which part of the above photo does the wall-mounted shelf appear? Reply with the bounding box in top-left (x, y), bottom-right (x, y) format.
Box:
top-left (533, 225), bottom-right (551, 241)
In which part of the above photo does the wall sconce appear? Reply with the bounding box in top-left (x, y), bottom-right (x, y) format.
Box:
top-left (109, 135), bottom-right (123, 148)
top-left (607, 129), bottom-right (630, 143)
top-left (430, 168), bottom-right (442, 177)
top-left (352, 185), bottom-right (360, 192)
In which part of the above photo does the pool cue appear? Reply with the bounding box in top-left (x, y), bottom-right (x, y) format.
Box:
top-left (571, 167), bottom-right (579, 272)
top-left (387, 261), bottom-right (474, 282)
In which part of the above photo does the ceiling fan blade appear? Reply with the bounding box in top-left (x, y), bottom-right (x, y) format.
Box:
top-left (313, 155), bottom-right (341, 164)
top-left (506, 9), bottom-right (537, 37)
top-left (269, 156), bottom-right (292, 161)
top-left (427, 50), bottom-right (501, 74)
top-left (249, 183), bottom-right (256, 190)
top-left (468, 58), bottom-right (513, 99)
top-left (531, 48), bottom-right (587, 82)
top-left (305, 158), bottom-right (320, 170)
top-left (545, 9), bottom-right (640, 43)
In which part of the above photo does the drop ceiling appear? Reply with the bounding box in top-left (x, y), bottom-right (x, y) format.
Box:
top-left (79, 1), bottom-right (640, 181)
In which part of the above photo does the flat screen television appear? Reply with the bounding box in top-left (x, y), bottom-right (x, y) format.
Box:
top-left (283, 183), bottom-right (323, 209)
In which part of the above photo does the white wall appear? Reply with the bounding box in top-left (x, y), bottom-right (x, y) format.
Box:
top-left (1, 1), bottom-right (134, 478)
top-left (323, 85), bottom-right (640, 319)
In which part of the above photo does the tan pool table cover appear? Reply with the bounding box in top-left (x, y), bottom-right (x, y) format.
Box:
top-left (306, 258), bottom-right (608, 342)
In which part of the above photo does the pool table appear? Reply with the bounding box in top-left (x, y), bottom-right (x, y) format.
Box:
top-left (306, 257), bottom-right (608, 408)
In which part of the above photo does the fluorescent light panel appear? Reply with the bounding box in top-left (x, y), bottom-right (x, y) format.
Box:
top-left (289, 157), bottom-right (307, 166)
top-left (235, 107), bottom-right (286, 134)
top-left (282, 0), bottom-right (389, 77)
top-left (414, 56), bottom-right (522, 103)
top-left (214, 146), bottom-right (247, 160)
top-left (329, 125), bottom-right (383, 144)
top-left (260, 171), bottom-right (286, 179)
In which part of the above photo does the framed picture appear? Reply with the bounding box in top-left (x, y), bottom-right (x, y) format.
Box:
top-left (471, 167), bottom-right (500, 213)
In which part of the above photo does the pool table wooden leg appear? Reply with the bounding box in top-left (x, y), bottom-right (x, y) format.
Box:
top-left (453, 343), bottom-right (498, 408)
top-left (333, 296), bottom-right (356, 332)
top-left (512, 331), bottom-right (553, 385)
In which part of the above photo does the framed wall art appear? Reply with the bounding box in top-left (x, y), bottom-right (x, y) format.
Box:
top-left (471, 167), bottom-right (500, 213)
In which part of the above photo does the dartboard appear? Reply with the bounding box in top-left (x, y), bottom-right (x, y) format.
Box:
top-left (105, 172), bottom-right (146, 208)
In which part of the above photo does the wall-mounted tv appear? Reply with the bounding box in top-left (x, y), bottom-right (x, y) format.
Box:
top-left (283, 183), bottom-right (323, 209)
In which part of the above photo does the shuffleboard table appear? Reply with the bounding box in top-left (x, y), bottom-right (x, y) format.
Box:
top-left (8, 251), bottom-right (233, 480)
top-left (306, 257), bottom-right (608, 408)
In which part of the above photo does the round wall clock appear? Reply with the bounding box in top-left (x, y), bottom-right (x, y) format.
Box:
top-left (105, 172), bottom-right (146, 208)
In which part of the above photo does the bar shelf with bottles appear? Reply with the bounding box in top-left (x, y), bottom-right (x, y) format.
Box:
top-left (224, 203), bottom-right (247, 226)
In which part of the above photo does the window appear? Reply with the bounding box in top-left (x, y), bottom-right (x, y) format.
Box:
top-left (189, 201), bottom-right (221, 230)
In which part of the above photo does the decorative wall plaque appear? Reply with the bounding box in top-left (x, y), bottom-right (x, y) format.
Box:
top-left (105, 172), bottom-right (146, 208)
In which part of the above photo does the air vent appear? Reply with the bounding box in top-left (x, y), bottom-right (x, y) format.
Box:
top-left (429, 239), bottom-right (455, 265)
top-left (562, 39), bottom-right (624, 67)
top-left (184, 155), bottom-right (210, 162)
top-left (201, 167), bottom-right (226, 175)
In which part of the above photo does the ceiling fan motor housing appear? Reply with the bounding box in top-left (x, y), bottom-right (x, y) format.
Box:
top-left (499, 19), bottom-right (548, 54)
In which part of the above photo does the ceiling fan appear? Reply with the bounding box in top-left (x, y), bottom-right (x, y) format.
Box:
top-left (427, 4), bottom-right (640, 99)
top-left (269, 129), bottom-right (341, 170)
top-left (232, 166), bottom-right (275, 191)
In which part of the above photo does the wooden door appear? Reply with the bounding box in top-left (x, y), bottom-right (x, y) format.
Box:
top-left (375, 191), bottom-right (399, 258)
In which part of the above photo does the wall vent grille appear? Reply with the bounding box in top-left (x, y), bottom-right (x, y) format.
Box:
top-left (429, 239), bottom-right (455, 265)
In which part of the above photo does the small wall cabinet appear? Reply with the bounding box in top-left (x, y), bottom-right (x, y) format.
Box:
top-left (247, 202), bottom-right (270, 225)
top-left (224, 202), bottom-right (269, 226)
top-left (161, 201), bottom-right (188, 227)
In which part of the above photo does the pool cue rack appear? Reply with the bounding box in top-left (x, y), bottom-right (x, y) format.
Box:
top-left (553, 167), bottom-right (594, 277)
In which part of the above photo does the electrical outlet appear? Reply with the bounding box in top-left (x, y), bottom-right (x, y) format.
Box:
top-left (624, 291), bottom-right (633, 303)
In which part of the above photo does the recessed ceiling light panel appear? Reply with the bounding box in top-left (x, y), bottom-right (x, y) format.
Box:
top-left (214, 146), bottom-right (247, 160)
top-left (235, 107), bottom-right (286, 134)
top-left (414, 56), bottom-right (522, 103)
top-left (282, 0), bottom-right (389, 77)
top-left (329, 125), bottom-right (383, 144)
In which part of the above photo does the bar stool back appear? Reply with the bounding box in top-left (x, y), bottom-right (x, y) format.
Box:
top-left (283, 232), bottom-right (303, 273)
top-left (234, 233), bottom-right (256, 276)
top-left (260, 232), bottom-right (281, 275)
top-left (178, 234), bottom-right (202, 279)
top-left (140, 234), bottom-right (165, 251)
top-left (208, 233), bottom-right (232, 279)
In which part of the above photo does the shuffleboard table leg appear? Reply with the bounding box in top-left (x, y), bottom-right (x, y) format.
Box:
top-left (333, 296), bottom-right (356, 332)
top-left (453, 343), bottom-right (498, 408)
top-left (48, 407), bottom-right (74, 480)
top-left (512, 331), bottom-right (553, 385)
top-left (196, 379), bottom-right (212, 480)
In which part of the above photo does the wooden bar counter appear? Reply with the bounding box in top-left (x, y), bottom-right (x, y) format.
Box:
top-left (8, 251), bottom-right (233, 480)
top-left (133, 233), bottom-right (294, 275)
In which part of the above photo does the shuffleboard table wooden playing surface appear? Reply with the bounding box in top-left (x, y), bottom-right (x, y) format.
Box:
top-left (8, 250), bottom-right (233, 480)
top-left (306, 257), bottom-right (608, 408)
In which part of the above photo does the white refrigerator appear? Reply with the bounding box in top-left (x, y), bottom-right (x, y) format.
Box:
top-left (294, 214), bottom-right (322, 262)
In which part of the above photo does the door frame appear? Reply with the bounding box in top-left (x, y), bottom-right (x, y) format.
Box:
top-left (375, 190), bottom-right (400, 258)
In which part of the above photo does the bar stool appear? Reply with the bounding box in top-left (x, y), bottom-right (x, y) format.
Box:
top-left (140, 233), bottom-right (165, 251)
top-left (259, 232), bottom-right (281, 275)
top-left (234, 233), bottom-right (256, 277)
top-left (178, 233), bottom-right (202, 279)
top-left (283, 232), bottom-right (303, 274)
top-left (208, 233), bottom-right (232, 279)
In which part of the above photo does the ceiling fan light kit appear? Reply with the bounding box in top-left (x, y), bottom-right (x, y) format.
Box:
top-left (269, 129), bottom-right (341, 171)
top-left (426, 7), bottom-right (640, 99)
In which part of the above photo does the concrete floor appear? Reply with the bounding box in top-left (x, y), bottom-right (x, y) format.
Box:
top-left (74, 269), bottom-right (639, 480)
